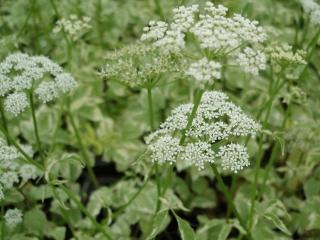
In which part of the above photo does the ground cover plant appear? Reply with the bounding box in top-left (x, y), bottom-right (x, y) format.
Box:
top-left (0, 0), bottom-right (320, 239)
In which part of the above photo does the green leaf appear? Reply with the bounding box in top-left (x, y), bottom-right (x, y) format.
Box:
top-left (24, 207), bottom-right (48, 236)
top-left (173, 211), bottom-right (196, 240)
top-left (217, 224), bottom-right (232, 240)
top-left (46, 226), bottom-right (66, 240)
top-left (263, 212), bottom-right (291, 236)
top-left (146, 210), bottom-right (170, 240)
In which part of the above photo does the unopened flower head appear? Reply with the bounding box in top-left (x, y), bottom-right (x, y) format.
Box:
top-left (235, 47), bottom-right (266, 75)
top-left (0, 53), bottom-right (77, 116)
top-left (4, 208), bottom-right (23, 228)
top-left (266, 43), bottom-right (307, 65)
top-left (147, 91), bottom-right (260, 172)
top-left (53, 15), bottom-right (91, 41)
top-left (100, 42), bottom-right (185, 88)
top-left (185, 58), bottom-right (221, 88)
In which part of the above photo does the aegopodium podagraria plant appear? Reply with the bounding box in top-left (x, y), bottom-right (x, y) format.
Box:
top-left (146, 91), bottom-right (260, 172)
top-left (0, 53), bottom-right (77, 116)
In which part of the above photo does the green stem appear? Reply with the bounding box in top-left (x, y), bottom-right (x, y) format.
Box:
top-left (147, 86), bottom-right (155, 130)
top-left (67, 110), bottom-right (99, 188)
top-left (211, 164), bottom-right (252, 240)
top-left (154, 0), bottom-right (165, 21)
top-left (49, 0), bottom-right (72, 65)
top-left (113, 166), bottom-right (154, 219)
top-left (155, 163), bottom-right (162, 212)
top-left (0, 100), bottom-right (10, 144)
top-left (60, 185), bottom-right (113, 240)
top-left (0, 126), bottom-right (44, 171)
top-left (180, 90), bottom-right (204, 145)
top-left (29, 91), bottom-right (44, 161)
top-left (146, 85), bottom-right (162, 213)
top-left (258, 107), bottom-right (291, 199)
top-left (51, 187), bottom-right (78, 239)
top-left (0, 96), bottom-right (44, 170)
top-left (1, 203), bottom-right (4, 240)
top-left (247, 83), bottom-right (278, 230)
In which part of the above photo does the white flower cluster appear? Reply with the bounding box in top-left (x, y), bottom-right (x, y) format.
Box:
top-left (4, 208), bottom-right (23, 228)
top-left (141, 4), bottom-right (199, 51)
top-left (0, 53), bottom-right (77, 116)
top-left (141, 2), bottom-right (266, 52)
top-left (53, 15), bottom-right (91, 41)
top-left (300, 0), bottom-right (320, 25)
top-left (100, 43), bottom-right (186, 87)
top-left (266, 43), bottom-right (307, 65)
top-left (190, 3), bottom-right (266, 52)
top-left (146, 91), bottom-right (260, 171)
top-left (236, 47), bottom-right (266, 75)
top-left (0, 138), bottom-right (38, 200)
top-left (141, 2), bottom-right (267, 82)
top-left (218, 143), bottom-right (250, 173)
top-left (185, 58), bottom-right (221, 88)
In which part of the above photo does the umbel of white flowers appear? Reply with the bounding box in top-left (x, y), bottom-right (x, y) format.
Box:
top-left (300, 0), bottom-right (320, 25)
top-left (53, 15), bottom-right (91, 41)
top-left (0, 53), bottom-right (77, 116)
top-left (4, 208), bottom-right (23, 228)
top-left (100, 42), bottom-right (186, 88)
top-left (0, 138), bottom-right (38, 200)
top-left (146, 91), bottom-right (260, 172)
top-left (141, 1), bottom-right (267, 82)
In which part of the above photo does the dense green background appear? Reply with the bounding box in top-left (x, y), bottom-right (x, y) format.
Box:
top-left (1, 0), bottom-right (320, 239)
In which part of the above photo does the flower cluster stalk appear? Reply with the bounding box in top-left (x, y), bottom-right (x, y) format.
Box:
top-left (67, 109), bottom-right (100, 188)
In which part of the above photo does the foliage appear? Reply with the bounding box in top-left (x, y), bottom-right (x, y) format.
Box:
top-left (0, 0), bottom-right (320, 239)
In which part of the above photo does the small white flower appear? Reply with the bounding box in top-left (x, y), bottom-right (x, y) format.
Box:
top-left (300, 0), bottom-right (320, 25)
top-left (19, 164), bottom-right (38, 182)
top-left (0, 171), bottom-right (19, 189)
top-left (185, 58), bottom-right (221, 88)
top-left (218, 143), bottom-right (250, 173)
top-left (55, 73), bottom-right (77, 93)
top-left (0, 186), bottom-right (4, 200)
top-left (35, 81), bottom-right (59, 103)
top-left (141, 21), bottom-right (168, 41)
top-left (148, 135), bottom-right (182, 164)
top-left (181, 142), bottom-right (215, 170)
top-left (53, 15), bottom-right (91, 41)
top-left (236, 47), bottom-right (266, 75)
top-left (0, 53), bottom-right (77, 116)
top-left (147, 91), bottom-right (259, 172)
top-left (4, 209), bottom-right (23, 228)
top-left (4, 92), bottom-right (29, 116)
top-left (266, 43), bottom-right (307, 65)
top-left (0, 139), bottom-right (19, 161)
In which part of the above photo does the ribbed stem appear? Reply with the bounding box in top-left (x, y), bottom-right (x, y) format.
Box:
top-left (146, 85), bottom-right (162, 213)
top-left (29, 92), bottom-right (44, 161)
top-left (67, 110), bottom-right (99, 188)
top-left (211, 164), bottom-right (252, 240)
top-left (0, 100), bottom-right (10, 145)
top-left (247, 76), bottom-right (281, 230)
top-left (1, 203), bottom-right (4, 240)
top-left (60, 185), bottom-right (113, 240)
top-left (179, 90), bottom-right (204, 145)
top-left (154, 0), bottom-right (165, 21)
